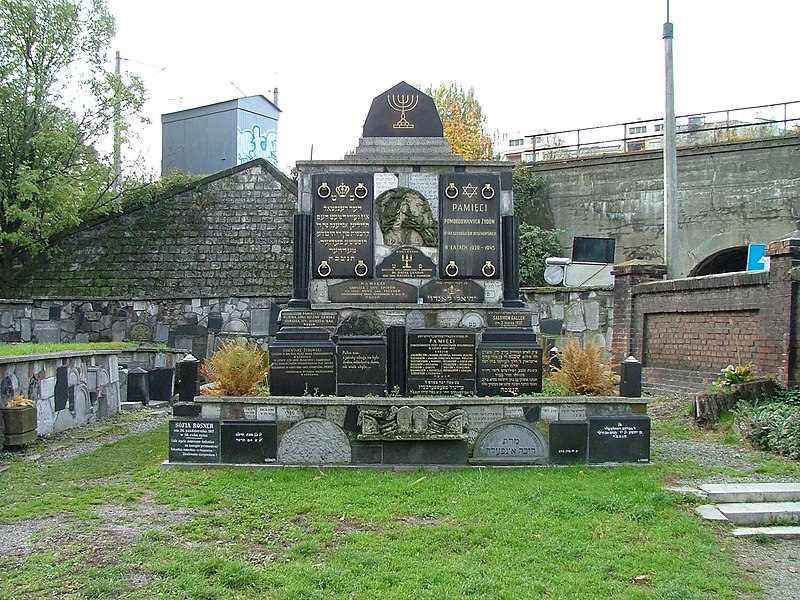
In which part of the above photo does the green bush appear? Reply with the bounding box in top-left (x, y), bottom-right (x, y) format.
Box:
top-left (732, 386), bottom-right (800, 459)
top-left (519, 223), bottom-right (564, 287)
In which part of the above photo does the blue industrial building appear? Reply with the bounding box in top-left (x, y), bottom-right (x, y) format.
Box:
top-left (161, 94), bottom-right (280, 175)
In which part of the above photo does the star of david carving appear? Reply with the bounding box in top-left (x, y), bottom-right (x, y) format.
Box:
top-left (462, 183), bottom-right (478, 198)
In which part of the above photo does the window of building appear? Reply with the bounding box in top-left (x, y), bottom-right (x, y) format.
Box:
top-left (509, 138), bottom-right (524, 147)
top-left (655, 124), bottom-right (663, 132)
top-left (629, 125), bottom-right (647, 135)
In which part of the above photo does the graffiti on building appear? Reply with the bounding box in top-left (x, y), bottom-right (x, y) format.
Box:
top-left (237, 124), bottom-right (278, 165)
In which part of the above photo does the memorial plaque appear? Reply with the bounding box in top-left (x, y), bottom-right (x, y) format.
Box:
top-left (439, 173), bottom-right (501, 279)
top-left (487, 312), bottom-right (533, 328)
top-left (257, 406), bottom-right (277, 421)
top-left (477, 329), bottom-right (542, 396)
top-left (419, 280), bottom-right (484, 303)
top-left (504, 406), bottom-right (525, 419)
top-left (376, 246), bottom-right (436, 279)
top-left (129, 323), bottom-right (153, 341)
top-left (269, 328), bottom-right (336, 396)
top-left (472, 420), bottom-right (547, 464)
top-left (276, 406), bottom-right (304, 422)
top-left (588, 416), bottom-right (650, 464)
top-left (463, 405), bottom-right (504, 443)
top-left (329, 279), bottom-right (418, 303)
top-left (312, 173), bottom-right (374, 279)
top-left (408, 173), bottom-right (439, 208)
top-left (407, 330), bottom-right (476, 396)
top-left (220, 421), bottom-right (277, 464)
top-left (169, 419), bottom-right (220, 463)
top-left (280, 310), bottom-right (339, 328)
top-left (540, 406), bottom-right (559, 422)
top-left (559, 404), bottom-right (587, 422)
top-left (337, 337), bottom-right (387, 396)
top-left (374, 172), bottom-right (399, 197)
top-left (325, 406), bottom-right (348, 427)
top-left (549, 422), bottom-right (588, 464)
top-left (251, 309), bottom-right (270, 336)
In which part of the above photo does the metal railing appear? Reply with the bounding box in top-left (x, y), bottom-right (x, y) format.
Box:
top-left (520, 101), bottom-right (800, 163)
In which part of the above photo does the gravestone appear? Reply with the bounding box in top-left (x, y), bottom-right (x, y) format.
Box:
top-left (487, 311), bottom-right (533, 328)
top-left (169, 419), bottom-right (221, 463)
top-left (269, 328), bottom-right (337, 396)
top-left (312, 173), bottom-right (374, 280)
top-left (362, 81), bottom-right (444, 138)
top-left (280, 310), bottom-right (339, 328)
top-left (328, 280), bottom-right (418, 303)
top-left (220, 421), bottom-right (277, 464)
top-left (471, 420), bottom-right (547, 464)
top-left (549, 422), bottom-right (588, 464)
top-left (588, 416), bottom-right (650, 464)
top-left (336, 336), bottom-right (387, 396)
top-left (477, 328), bottom-right (542, 396)
top-left (407, 329), bottom-right (476, 396)
top-left (276, 418), bottom-right (351, 464)
top-left (418, 280), bottom-right (484, 303)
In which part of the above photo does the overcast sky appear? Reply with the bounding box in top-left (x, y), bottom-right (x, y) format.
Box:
top-left (106, 0), bottom-right (800, 176)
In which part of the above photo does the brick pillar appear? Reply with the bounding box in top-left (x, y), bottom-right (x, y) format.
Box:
top-left (765, 224), bottom-right (800, 386)
top-left (610, 260), bottom-right (667, 365)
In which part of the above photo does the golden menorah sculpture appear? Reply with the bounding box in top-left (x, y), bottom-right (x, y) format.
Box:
top-left (388, 94), bottom-right (418, 129)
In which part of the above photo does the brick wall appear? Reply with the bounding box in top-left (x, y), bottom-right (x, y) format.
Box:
top-left (10, 159), bottom-right (296, 299)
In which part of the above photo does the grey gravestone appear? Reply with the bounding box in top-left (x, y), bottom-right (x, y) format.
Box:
top-left (251, 309), bottom-right (270, 336)
top-left (328, 280), bottom-right (418, 304)
top-left (169, 419), bottom-right (221, 463)
top-left (419, 280), bottom-right (484, 303)
top-left (269, 328), bottom-right (336, 396)
top-left (549, 422), bottom-right (588, 464)
top-left (376, 246), bottom-right (436, 279)
top-left (407, 330), bottom-right (476, 396)
top-left (277, 418), bottom-right (351, 464)
top-left (559, 404), bottom-right (587, 421)
top-left (220, 421), bottom-right (277, 464)
top-left (336, 336), bottom-right (387, 396)
top-left (439, 173), bottom-right (501, 280)
top-left (362, 81), bottom-right (443, 138)
top-left (588, 416), bottom-right (650, 464)
top-left (539, 319), bottom-right (563, 335)
top-left (351, 442), bottom-right (383, 464)
top-left (472, 420), bottom-right (547, 464)
top-left (477, 328), bottom-right (542, 396)
top-left (33, 322), bottom-right (61, 343)
top-left (312, 173), bottom-right (374, 279)
top-left (281, 310), bottom-right (339, 328)
top-left (129, 323), bottom-right (153, 341)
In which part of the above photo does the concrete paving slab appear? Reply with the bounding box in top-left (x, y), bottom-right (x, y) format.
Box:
top-left (732, 526), bottom-right (800, 538)
top-left (700, 483), bottom-right (800, 503)
top-left (716, 501), bottom-right (800, 526)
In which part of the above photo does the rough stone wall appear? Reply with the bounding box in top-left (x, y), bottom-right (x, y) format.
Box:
top-left (11, 160), bottom-right (296, 299)
top-left (532, 137), bottom-right (800, 277)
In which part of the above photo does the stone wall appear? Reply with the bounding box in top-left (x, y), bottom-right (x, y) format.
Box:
top-left (532, 137), bottom-right (800, 277)
top-left (10, 159), bottom-right (296, 299)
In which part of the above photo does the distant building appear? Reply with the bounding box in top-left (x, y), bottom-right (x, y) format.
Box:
top-left (161, 94), bottom-right (280, 176)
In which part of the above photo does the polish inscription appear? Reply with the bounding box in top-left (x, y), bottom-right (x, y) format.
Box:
top-left (169, 420), bottom-right (220, 463)
top-left (312, 173), bottom-right (373, 279)
top-left (407, 330), bottom-right (476, 396)
top-left (440, 173), bottom-right (501, 279)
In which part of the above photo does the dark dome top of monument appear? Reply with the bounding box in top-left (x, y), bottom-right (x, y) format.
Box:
top-left (362, 81), bottom-right (443, 138)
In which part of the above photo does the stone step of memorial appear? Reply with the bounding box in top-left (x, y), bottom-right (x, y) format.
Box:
top-left (695, 501), bottom-right (800, 526)
top-left (731, 526), bottom-right (800, 539)
top-left (699, 483), bottom-right (800, 503)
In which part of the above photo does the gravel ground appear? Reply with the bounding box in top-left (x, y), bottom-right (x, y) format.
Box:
top-left (2, 398), bottom-right (799, 598)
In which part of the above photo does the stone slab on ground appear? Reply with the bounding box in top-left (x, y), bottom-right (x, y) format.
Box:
top-left (699, 483), bottom-right (800, 503)
top-left (732, 526), bottom-right (800, 539)
top-left (696, 504), bottom-right (728, 521)
top-left (716, 501), bottom-right (800, 526)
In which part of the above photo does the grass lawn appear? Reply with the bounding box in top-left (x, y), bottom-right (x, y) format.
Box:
top-left (0, 342), bottom-right (143, 357)
top-left (0, 416), bottom-right (773, 600)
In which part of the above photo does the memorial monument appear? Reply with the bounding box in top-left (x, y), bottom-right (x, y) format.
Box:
top-left (166, 82), bottom-right (650, 468)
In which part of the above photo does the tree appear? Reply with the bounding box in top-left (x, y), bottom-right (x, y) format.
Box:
top-left (426, 82), bottom-right (494, 160)
top-left (0, 0), bottom-right (146, 293)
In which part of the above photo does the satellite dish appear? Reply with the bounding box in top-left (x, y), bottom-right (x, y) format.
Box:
top-left (544, 264), bottom-right (565, 285)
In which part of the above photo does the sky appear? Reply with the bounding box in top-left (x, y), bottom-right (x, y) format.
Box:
top-left (106, 0), bottom-right (800, 177)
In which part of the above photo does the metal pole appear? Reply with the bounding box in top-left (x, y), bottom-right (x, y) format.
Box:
top-left (113, 50), bottom-right (121, 192)
top-left (663, 8), bottom-right (679, 278)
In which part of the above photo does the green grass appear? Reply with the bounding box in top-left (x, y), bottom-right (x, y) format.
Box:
top-left (0, 341), bottom-right (143, 357)
top-left (0, 424), bottom-right (763, 599)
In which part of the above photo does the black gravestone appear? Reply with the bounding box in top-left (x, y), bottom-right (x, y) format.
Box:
top-left (220, 421), bottom-right (277, 464)
top-left (362, 81), bottom-right (443, 138)
top-left (336, 336), bottom-right (387, 396)
top-left (280, 310), bottom-right (339, 328)
top-left (148, 367), bottom-right (174, 402)
top-left (407, 329), bottom-right (476, 396)
top-left (382, 440), bottom-right (468, 465)
top-left (55, 366), bottom-right (68, 412)
top-left (439, 173), bottom-right (502, 279)
top-left (549, 422), bottom-right (588, 464)
top-left (169, 419), bottom-right (221, 463)
top-left (539, 319), bottom-right (563, 335)
top-left (588, 416), bottom-right (650, 464)
top-left (477, 329), bottom-right (543, 396)
top-left (487, 311), bottom-right (533, 328)
top-left (418, 280), bottom-right (484, 303)
top-left (268, 327), bottom-right (336, 396)
top-left (328, 280), bottom-right (418, 304)
top-left (376, 246), bottom-right (436, 279)
top-left (312, 173), bottom-right (374, 279)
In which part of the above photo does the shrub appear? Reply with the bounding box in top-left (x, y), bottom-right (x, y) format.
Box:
top-left (711, 364), bottom-right (755, 390)
top-left (733, 398), bottom-right (800, 459)
top-left (200, 338), bottom-right (270, 396)
top-left (519, 223), bottom-right (564, 287)
top-left (550, 336), bottom-right (619, 396)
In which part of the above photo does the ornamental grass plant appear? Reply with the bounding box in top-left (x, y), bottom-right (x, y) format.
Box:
top-left (199, 338), bottom-right (269, 396)
top-left (551, 335), bottom-right (619, 396)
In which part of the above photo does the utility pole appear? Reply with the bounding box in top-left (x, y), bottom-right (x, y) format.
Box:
top-left (113, 50), bottom-right (122, 192)
top-left (663, 2), bottom-right (679, 278)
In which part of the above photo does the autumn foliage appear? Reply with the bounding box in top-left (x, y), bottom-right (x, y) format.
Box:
top-left (551, 336), bottom-right (619, 396)
top-left (426, 82), bottom-right (494, 160)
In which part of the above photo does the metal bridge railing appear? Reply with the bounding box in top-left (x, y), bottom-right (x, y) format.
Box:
top-left (522, 100), bottom-right (800, 163)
